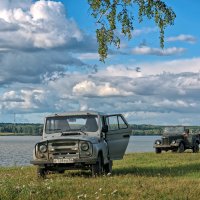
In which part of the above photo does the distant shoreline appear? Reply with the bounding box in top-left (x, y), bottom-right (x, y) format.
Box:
top-left (1, 123), bottom-right (200, 136)
top-left (0, 133), bottom-right (41, 136)
top-left (0, 132), bottom-right (160, 136)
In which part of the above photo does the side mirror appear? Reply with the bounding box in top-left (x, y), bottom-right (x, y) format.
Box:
top-left (102, 125), bottom-right (108, 133)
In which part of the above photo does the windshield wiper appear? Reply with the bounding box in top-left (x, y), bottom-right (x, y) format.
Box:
top-left (61, 132), bottom-right (81, 136)
top-left (60, 129), bottom-right (87, 136)
top-left (78, 129), bottom-right (87, 135)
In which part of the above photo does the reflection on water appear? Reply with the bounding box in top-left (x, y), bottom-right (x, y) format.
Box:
top-left (0, 135), bottom-right (159, 167)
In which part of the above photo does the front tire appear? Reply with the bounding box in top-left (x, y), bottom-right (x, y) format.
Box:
top-left (37, 167), bottom-right (47, 178)
top-left (58, 170), bottom-right (65, 174)
top-left (178, 143), bottom-right (185, 153)
top-left (104, 160), bottom-right (113, 175)
top-left (155, 148), bottom-right (161, 154)
top-left (91, 154), bottom-right (103, 176)
top-left (172, 149), bottom-right (178, 153)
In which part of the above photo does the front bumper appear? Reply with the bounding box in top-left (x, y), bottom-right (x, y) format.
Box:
top-left (154, 143), bottom-right (179, 149)
top-left (30, 157), bottom-right (97, 166)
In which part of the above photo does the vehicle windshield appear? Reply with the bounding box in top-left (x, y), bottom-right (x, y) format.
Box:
top-left (163, 126), bottom-right (184, 135)
top-left (45, 115), bottom-right (99, 134)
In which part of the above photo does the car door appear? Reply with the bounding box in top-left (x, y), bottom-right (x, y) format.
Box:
top-left (104, 114), bottom-right (131, 160)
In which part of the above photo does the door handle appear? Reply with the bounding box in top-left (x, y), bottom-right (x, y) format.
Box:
top-left (123, 134), bottom-right (130, 138)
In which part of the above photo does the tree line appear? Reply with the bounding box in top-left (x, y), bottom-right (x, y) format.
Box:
top-left (0, 123), bottom-right (200, 136)
top-left (131, 125), bottom-right (200, 135)
top-left (0, 123), bottom-right (162, 135)
top-left (131, 124), bottom-right (163, 135)
top-left (0, 123), bottom-right (43, 136)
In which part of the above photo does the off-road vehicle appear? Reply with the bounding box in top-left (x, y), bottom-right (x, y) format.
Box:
top-left (154, 126), bottom-right (200, 153)
top-left (30, 111), bottom-right (131, 177)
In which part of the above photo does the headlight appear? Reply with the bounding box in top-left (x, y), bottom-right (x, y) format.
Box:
top-left (39, 144), bottom-right (47, 153)
top-left (81, 142), bottom-right (89, 151)
top-left (172, 140), bottom-right (176, 144)
top-left (156, 140), bottom-right (161, 145)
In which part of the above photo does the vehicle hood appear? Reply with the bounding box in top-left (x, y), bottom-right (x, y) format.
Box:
top-left (42, 135), bottom-right (99, 144)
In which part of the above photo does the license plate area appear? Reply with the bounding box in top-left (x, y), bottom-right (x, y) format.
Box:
top-left (53, 158), bottom-right (74, 163)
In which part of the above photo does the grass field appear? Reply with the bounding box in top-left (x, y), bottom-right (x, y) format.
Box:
top-left (0, 132), bottom-right (15, 136)
top-left (1, 152), bottom-right (200, 200)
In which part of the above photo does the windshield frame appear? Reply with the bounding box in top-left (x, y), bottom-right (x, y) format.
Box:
top-left (163, 126), bottom-right (185, 135)
top-left (44, 114), bottom-right (99, 135)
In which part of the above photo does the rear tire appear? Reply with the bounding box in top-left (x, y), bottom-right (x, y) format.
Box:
top-left (193, 142), bottom-right (199, 153)
top-left (91, 154), bottom-right (103, 176)
top-left (58, 170), bottom-right (65, 174)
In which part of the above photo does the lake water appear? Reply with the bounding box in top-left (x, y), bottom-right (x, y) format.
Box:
top-left (0, 135), bottom-right (159, 167)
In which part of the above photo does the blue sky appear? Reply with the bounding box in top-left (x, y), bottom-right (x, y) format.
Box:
top-left (0, 0), bottom-right (200, 125)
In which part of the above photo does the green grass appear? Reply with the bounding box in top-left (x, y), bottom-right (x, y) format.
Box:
top-left (0, 132), bottom-right (15, 136)
top-left (1, 152), bottom-right (200, 200)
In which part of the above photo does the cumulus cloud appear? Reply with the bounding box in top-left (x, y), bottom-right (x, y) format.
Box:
top-left (140, 57), bottom-right (200, 75)
top-left (132, 46), bottom-right (185, 56)
top-left (0, 0), bottom-right (97, 85)
top-left (1, 66), bottom-right (200, 124)
top-left (1, 88), bottom-right (46, 113)
top-left (154, 99), bottom-right (196, 109)
top-left (0, 0), bottom-right (32, 10)
top-left (96, 65), bottom-right (142, 78)
top-left (0, 50), bottom-right (88, 85)
top-left (0, 0), bottom-right (83, 49)
top-left (166, 34), bottom-right (197, 44)
top-left (132, 27), bottom-right (157, 37)
top-left (76, 53), bottom-right (99, 60)
top-left (2, 91), bottom-right (24, 102)
top-left (72, 80), bottom-right (132, 97)
top-left (0, 18), bottom-right (19, 31)
top-left (1, 53), bottom-right (200, 124)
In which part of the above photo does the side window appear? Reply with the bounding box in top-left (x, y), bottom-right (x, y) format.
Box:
top-left (118, 116), bottom-right (128, 129)
top-left (106, 115), bottom-right (128, 131)
top-left (107, 116), bottom-right (119, 131)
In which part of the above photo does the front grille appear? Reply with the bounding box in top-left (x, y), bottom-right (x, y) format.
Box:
top-left (51, 142), bottom-right (76, 146)
top-left (162, 137), bottom-right (169, 145)
top-left (48, 140), bottom-right (79, 159)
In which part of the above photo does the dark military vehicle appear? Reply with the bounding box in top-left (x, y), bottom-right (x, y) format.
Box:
top-left (154, 126), bottom-right (200, 153)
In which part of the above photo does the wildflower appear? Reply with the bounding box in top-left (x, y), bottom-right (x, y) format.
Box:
top-left (47, 186), bottom-right (51, 190)
top-left (77, 194), bottom-right (84, 199)
top-left (15, 186), bottom-right (20, 191)
top-left (111, 189), bottom-right (118, 195)
top-left (77, 194), bottom-right (87, 199)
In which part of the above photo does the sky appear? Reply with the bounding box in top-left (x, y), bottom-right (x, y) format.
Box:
top-left (0, 0), bottom-right (200, 125)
